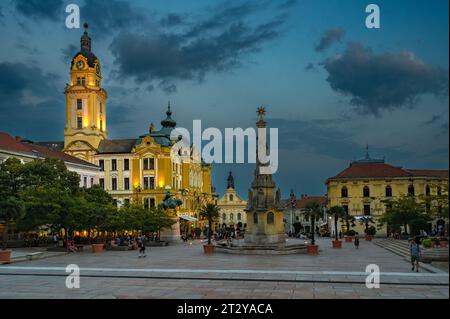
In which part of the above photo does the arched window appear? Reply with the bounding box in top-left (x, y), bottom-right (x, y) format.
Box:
top-left (267, 212), bottom-right (275, 224)
top-left (229, 194), bottom-right (234, 201)
top-left (437, 186), bottom-right (442, 196)
top-left (363, 186), bottom-right (370, 198)
top-left (385, 186), bottom-right (392, 197)
top-left (222, 213), bottom-right (226, 222)
top-left (253, 213), bottom-right (258, 224)
top-left (408, 185), bottom-right (415, 196)
top-left (230, 213), bottom-right (234, 221)
top-left (341, 187), bottom-right (348, 198)
top-left (425, 185), bottom-right (431, 196)
top-left (237, 213), bottom-right (242, 221)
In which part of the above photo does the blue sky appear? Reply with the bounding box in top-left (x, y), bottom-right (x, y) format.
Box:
top-left (0, 0), bottom-right (448, 198)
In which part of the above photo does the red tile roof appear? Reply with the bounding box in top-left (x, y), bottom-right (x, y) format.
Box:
top-left (0, 132), bottom-right (97, 168)
top-left (328, 161), bottom-right (448, 181)
top-left (406, 169), bottom-right (449, 178)
top-left (0, 132), bottom-right (34, 155)
top-left (284, 196), bottom-right (327, 209)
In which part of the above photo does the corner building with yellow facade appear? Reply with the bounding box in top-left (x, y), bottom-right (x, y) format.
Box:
top-left (39, 26), bottom-right (214, 225)
top-left (326, 152), bottom-right (448, 236)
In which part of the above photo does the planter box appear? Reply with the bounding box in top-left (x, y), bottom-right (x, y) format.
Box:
top-left (365, 235), bottom-right (373, 241)
top-left (203, 244), bottom-right (215, 255)
top-left (307, 244), bottom-right (319, 255)
top-left (0, 250), bottom-right (11, 264)
top-left (440, 241), bottom-right (447, 248)
top-left (332, 240), bottom-right (342, 249)
top-left (344, 236), bottom-right (353, 243)
top-left (91, 244), bottom-right (104, 253)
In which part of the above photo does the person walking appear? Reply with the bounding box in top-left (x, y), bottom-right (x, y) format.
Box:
top-left (410, 238), bottom-right (421, 272)
top-left (354, 233), bottom-right (360, 249)
top-left (138, 234), bottom-right (147, 258)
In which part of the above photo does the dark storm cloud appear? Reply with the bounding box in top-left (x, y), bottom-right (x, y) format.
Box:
top-left (15, 42), bottom-right (41, 55)
top-left (0, 62), bottom-right (63, 139)
top-left (424, 114), bottom-right (441, 125)
top-left (13, 0), bottom-right (64, 20)
top-left (160, 13), bottom-right (183, 27)
top-left (304, 63), bottom-right (316, 71)
top-left (322, 42), bottom-right (449, 115)
top-left (277, 0), bottom-right (298, 10)
top-left (61, 44), bottom-right (78, 63)
top-left (269, 117), bottom-right (413, 161)
top-left (81, 0), bottom-right (147, 33)
top-left (315, 27), bottom-right (345, 52)
top-left (109, 2), bottom-right (288, 89)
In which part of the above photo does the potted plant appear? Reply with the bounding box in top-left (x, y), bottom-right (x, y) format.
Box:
top-left (345, 229), bottom-right (356, 242)
top-left (432, 237), bottom-right (440, 248)
top-left (329, 206), bottom-right (345, 249)
top-left (0, 197), bottom-right (24, 264)
top-left (421, 238), bottom-right (432, 248)
top-left (200, 203), bottom-right (219, 255)
top-left (365, 225), bottom-right (377, 241)
top-left (304, 201), bottom-right (323, 255)
top-left (341, 213), bottom-right (355, 243)
top-left (360, 216), bottom-right (375, 240)
top-left (439, 238), bottom-right (447, 248)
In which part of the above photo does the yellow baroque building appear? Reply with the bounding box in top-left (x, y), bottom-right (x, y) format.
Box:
top-left (40, 26), bottom-right (215, 226)
top-left (326, 151), bottom-right (448, 236)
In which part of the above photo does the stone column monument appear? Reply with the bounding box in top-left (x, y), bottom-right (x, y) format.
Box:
top-left (245, 107), bottom-right (285, 245)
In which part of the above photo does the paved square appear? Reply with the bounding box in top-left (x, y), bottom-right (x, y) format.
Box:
top-left (0, 238), bottom-right (448, 299)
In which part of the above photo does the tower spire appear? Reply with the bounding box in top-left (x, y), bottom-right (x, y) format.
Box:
top-left (365, 144), bottom-right (370, 159)
top-left (80, 22), bottom-right (91, 52)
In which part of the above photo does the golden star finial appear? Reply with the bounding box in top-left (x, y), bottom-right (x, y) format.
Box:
top-left (257, 106), bottom-right (266, 116)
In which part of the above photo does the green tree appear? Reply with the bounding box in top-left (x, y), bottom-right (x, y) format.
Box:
top-left (82, 185), bottom-right (116, 243)
top-left (328, 206), bottom-right (345, 241)
top-left (341, 211), bottom-right (356, 236)
top-left (359, 216), bottom-right (375, 234)
top-left (200, 203), bottom-right (220, 245)
top-left (0, 158), bottom-right (26, 250)
top-left (304, 201), bottom-right (323, 245)
top-left (380, 195), bottom-right (429, 236)
top-left (17, 158), bottom-right (83, 244)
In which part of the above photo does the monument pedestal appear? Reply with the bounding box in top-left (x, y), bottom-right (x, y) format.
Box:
top-left (159, 217), bottom-right (181, 242)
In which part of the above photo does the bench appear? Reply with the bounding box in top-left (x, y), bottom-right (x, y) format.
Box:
top-left (26, 252), bottom-right (44, 260)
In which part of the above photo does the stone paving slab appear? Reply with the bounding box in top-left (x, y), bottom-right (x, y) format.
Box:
top-left (0, 238), bottom-right (448, 299)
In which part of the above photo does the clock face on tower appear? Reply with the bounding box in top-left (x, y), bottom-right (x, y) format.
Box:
top-left (76, 60), bottom-right (85, 70)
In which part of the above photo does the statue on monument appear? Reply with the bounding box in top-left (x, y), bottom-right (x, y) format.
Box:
top-left (227, 172), bottom-right (235, 189)
top-left (158, 188), bottom-right (183, 210)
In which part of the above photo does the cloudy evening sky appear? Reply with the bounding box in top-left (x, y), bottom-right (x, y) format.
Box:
top-left (0, 0), bottom-right (448, 198)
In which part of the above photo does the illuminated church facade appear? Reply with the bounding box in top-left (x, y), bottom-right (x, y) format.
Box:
top-left (41, 25), bottom-right (215, 225)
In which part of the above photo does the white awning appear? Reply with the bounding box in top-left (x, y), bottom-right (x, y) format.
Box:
top-left (179, 214), bottom-right (198, 222)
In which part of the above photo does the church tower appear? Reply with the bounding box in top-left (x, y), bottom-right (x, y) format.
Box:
top-left (64, 23), bottom-right (107, 161)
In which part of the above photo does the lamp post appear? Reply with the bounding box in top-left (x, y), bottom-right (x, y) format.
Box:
top-left (289, 193), bottom-right (296, 236)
